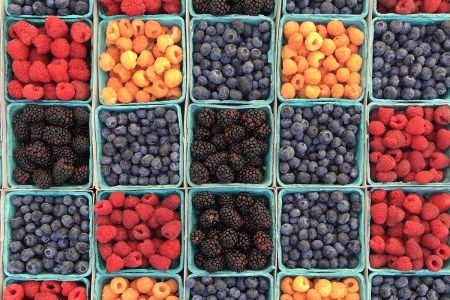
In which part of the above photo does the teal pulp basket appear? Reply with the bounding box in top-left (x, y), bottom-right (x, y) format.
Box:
top-left (281, 0), bottom-right (368, 18)
top-left (4, 17), bottom-right (94, 104)
top-left (97, 16), bottom-right (186, 106)
top-left (367, 186), bottom-right (450, 273)
top-left (277, 15), bottom-right (368, 102)
top-left (186, 103), bottom-right (274, 187)
top-left (94, 189), bottom-right (185, 275)
top-left (276, 101), bottom-right (365, 187)
top-left (366, 102), bottom-right (450, 185)
top-left (278, 188), bottom-right (366, 272)
top-left (188, 0), bottom-right (279, 19)
top-left (3, 277), bottom-right (90, 298)
top-left (189, 16), bottom-right (275, 105)
top-left (3, 191), bottom-right (93, 279)
top-left (95, 104), bottom-right (184, 189)
top-left (373, 2), bottom-right (450, 16)
top-left (187, 188), bottom-right (276, 275)
top-left (98, 2), bottom-right (186, 19)
top-left (369, 16), bottom-right (450, 103)
top-left (6, 102), bottom-right (94, 189)
top-left (5, 1), bottom-right (93, 18)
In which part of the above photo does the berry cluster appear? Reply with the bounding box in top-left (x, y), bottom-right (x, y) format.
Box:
top-left (187, 276), bottom-right (271, 300)
top-left (369, 105), bottom-right (450, 184)
top-left (286, 0), bottom-right (364, 14)
top-left (100, 0), bottom-right (181, 16)
top-left (279, 104), bottom-right (361, 185)
top-left (190, 191), bottom-right (273, 272)
top-left (372, 275), bottom-right (450, 300)
top-left (280, 276), bottom-right (360, 299)
top-left (377, 0), bottom-right (450, 13)
top-left (3, 281), bottom-right (86, 300)
top-left (7, 0), bottom-right (90, 16)
top-left (98, 107), bottom-right (181, 187)
top-left (281, 20), bottom-right (364, 100)
top-left (12, 104), bottom-right (90, 189)
top-left (102, 277), bottom-right (179, 299)
top-left (189, 107), bottom-right (271, 185)
top-left (7, 194), bottom-right (91, 276)
top-left (281, 191), bottom-right (362, 269)
top-left (193, 0), bottom-right (275, 15)
top-left (96, 192), bottom-right (182, 272)
top-left (99, 19), bottom-right (183, 104)
top-left (6, 17), bottom-right (91, 101)
top-left (370, 189), bottom-right (450, 272)
top-left (372, 20), bottom-right (450, 100)
top-left (192, 20), bottom-right (272, 102)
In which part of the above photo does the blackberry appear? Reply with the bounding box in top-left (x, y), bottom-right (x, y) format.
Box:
top-left (235, 232), bottom-right (251, 251)
top-left (52, 158), bottom-right (74, 185)
top-left (219, 228), bottom-right (238, 249)
top-left (13, 115), bottom-right (29, 142)
top-left (216, 164), bottom-right (235, 183)
top-left (238, 166), bottom-right (263, 183)
top-left (72, 107), bottom-right (90, 126)
top-left (253, 230), bottom-right (273, 256)
top-left (75, 153), bottom-right (90, 166)
top-left (208, 0), bottom-right (230, 15)
top-left (192, 192), bottom-right (216, 211)
top-left (26, 141), bottom-right (53, 168)
top-left (211, 134), bottom-right (227, 150)
top-left (241, 137), bottom-right (266, 157)
top-left (72, 135), bottom-right (90, 154)
top-left (229, 1), bottom-right (243, 13)
top-left (194, 126), bottom-right (212, 141)
top-left (199, 209), bottom-right (220, 228)
top-left (245, 155), bottom-right (264, 167)
top-left (243, 215), bottom-right (259, 232)
top-left (204, 152), bottom-right (228, 174)
top-left (225, 125), bottom-right (247, 144)
top-left (197, 108), bottom-right (216, 128)
top-left (229, 153), bottom-right (246, 171)
top-left (242, 0), bottom-right (265, 15)
top-left (13, 168), bottom-right (31, 185)
top-left (52, 146), bottom-right (77, 164)
top-left (191, 230), bottom-right (206, 246)
top-left (254, 196), bottom-right (269, 208)
top-left (261, 0), bottom-right (275, 14)
top-left (193, 0), bottom-right (209, 13)
top-left (217, 109), bottom-right (240, 128)
top-left (13, 146), bottom-right (36, 172)
top-left (225, 250), bottom-right (248, 272)
top-left (229, 142), bottom-right (242, 154)
top-left (29, 123), bottom-right (45, 141)
top-left (190, 162), bottom-right (210, 185)
top-left (32, 169), bottom-right (52, 189)
top-left (241, 109), bottom-right (267, 130)
top-left (200, 238), bottom-right (222, 258)
top-left (203, 256), bottom-right (225, 272)
top-left (249, 202), bottom-right (272, 230)
top-left (22, 104), bottom-right (45, 123)
top-left (194, 252), bottom-right (206, 269)
top-left (44, 106), bottom-right (73, 128)
top-left (42, 126), bottom-right (72, 146)
top-left (71, 126), bottom-right (89, 137)
top-left (219, 206), bottom-right (243, 229)
top-left (69, 165), bottom-right (89, 184)
top-left (235, 193), bottom-right (255, 214)
top-left (191, 141), bottom-right (217, 161)
top-left (207, 228), bottom-right (222, 240)
top-left (255, 123), bottom-right (271, 140)
top-left (247, 249), bottom-right (268, 270)
top-left (218, 194), bottom-right (235, 207)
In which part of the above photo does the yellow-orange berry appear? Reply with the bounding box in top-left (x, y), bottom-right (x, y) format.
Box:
top-left (124, 82), bottom-right (139, 98)
top-left (281, 83), bottom-right (296, 99)
top-left (106, 20), bottom-right (120, 41)
top-left (346, 54), bottom-right (362, 72)
top-left (348, 43), bottom-right (359, 54)
top-left (101, 87), bottom-right (117, 105)
top-left (295, 56), bottom-right (309, 73)
top-left (288, 33), bottom-right (304, 50)
top-left (166, 45), bottom-right (183, 64)
top-left (169, 26), bottom-right (182, 44)
top-left (330, 282), bottom-right (347, 299)
top-left (121, 287), bottom-right (139, 300)
top-left (343, 278), bottom-right (359, 294)
top-left (333, 34), bottom-right (350, 48)
top-left (281, 45), bottom-right (298, 60)
top-left (296, 44), bottom-right (309, 57)
top-left (146, 66), bottom-right (162, 82)
top-left (283, 21), bottom-right (300, 39)
top-left (134, 277), bottom-right (154, 294)
top-left (132, 70), bottom-right (150, 88)
top-left (116, 37), bottom-right (133, 51)
top-left (320, 38), bottom-right (336, 56)
top-left (167, 87), bottom-right (182, 99)
top-left (306, 51), bottom-right (325, 68)
top-left (281, 278), bottom-right (294, 295)
top-left (323, 73), bottom-right (337, 88)
top-left (316, 24), bottom-right (328, 38)
top-left (305, 85), bottom-right (321, 99)
top-left (132, 35), bottom-right (149, 54)
top-left (281, 74), bottom-right (293, 83)
top-left (322, 55), bottom-right (340, 71)
top-left (99, 53), bottom-right (116, 72)
top-left (347, 26), bottom-right (364, 46)
top-left (293, 276), bottom-right (310, 293)
top-left (291, 74), bottom-right (304, 90)
top-left (107, 47), bottom-right (121, 63)
top-left (292, 292), bottom-right (306, 300)
top-left (102, 284), bottom-right (118, 300)
top-left (131, 19), bottom-right (145, 37)
top-left (345, 294), bottom-right (361, 300)
top-left (118, 18), bottom-right (133, 38)
top-left (137, 50), bottom-right (155, 68)
top-left (152, 282), bottom-right (171, 300)
top-left (165, 279), bottom-right (179, 294)
top-left (335, 47), bottom-right (351, 63)
top-left (112, 63), bottom-right (132, 82)
top-left (304, 67), bottom-right (321, 85)
top-left (347, 72), bottom-right (361, 85)
top-left (152, 80), bottom-right (169, 98)
top-left (299, 21), bottom-right (316, 38)
top-left (145, 20), bottom-right (162, 39)
top-left (120, 50), bottom-right (138, 70)
top-left (305, 32), bottom-right (323, 51)
top-left (136, 90), bottom-right (151, 102)
top-left (336, 67), bottom-right (350, 82)
top-left (282, 59), bottom-right (298, 76)
top-left (164, 68), bottom-right (182, 88)
top-left (331, 83), bottom-right (345, 98)
top-left (154, 57), bottom-right (171, 75)
top-left (117, 87), bottom-right (133, 103)
top-left (107, 77), bottom-right (123, 90)
top-left (327, 20), bottom-right (346, 37)
top-left (157, 35), bottom-right (174, 53)
top-left (344, 83), bottom-right (362, 99)
top-left (306, 289), bottom-right (321, 300)
top-left (319, 84), bottom-right (331, 98)
top-left (314, 279), bottom-right (332, 297)
top-left (280, 294), bottom-right (293, 300)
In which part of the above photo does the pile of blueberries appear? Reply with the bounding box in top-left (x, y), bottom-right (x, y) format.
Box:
top-left (285, 0), bottom-right (364, 14)
top-left (372, 20), bottom-right (450, 100)
top-left (8, 0), bottom-right (90, 16)
top-left (7, 194), bottom-right (90, 276)
top-left (192, 20), bottom-right (272, 102)
top-left (278, 104), bottom-right (361, 185)
top-left (98, 107), bottom-right (181, 187)
top-left (371, 275), bottom-right (450, 300)
top-left (280, 191), bottom-right (362, 269)
top-left (187, 276), bottom-right (271, 300)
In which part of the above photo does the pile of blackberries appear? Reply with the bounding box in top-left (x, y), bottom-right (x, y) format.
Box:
top-left (193, 0), bottom-right (275, 16)
top-left (189, 107), bottom-right (272, 185)
top-left (285, 0), bottom-right (364, 14)
top-left (190, 191), bottom-right (273, 272)
top-left (12, 104), bottom-right (91, 189)
top-left (192, 20), bottom-right (272, 102)
top-left (280, 191), bottom-right (362, 269)
top-left (7, 194), bottom-right (91, 276)
top-left (98, 107), bottom-right (181, 187)
top-left (8, 0), bottom-right (90, 16)
top-left (372, 20), bottom-right (450, 100)
top-left (278, 104), bottom-right (361, 185)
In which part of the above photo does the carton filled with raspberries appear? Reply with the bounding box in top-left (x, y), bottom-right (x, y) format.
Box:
top-left (188, 189), bottom-right (275, 274)
top-left (5, 17), bottom-right (93, 103)
top-left (190, 0), bottom-right (277, 18)
top-left (187, 104), bottom-right (274, 187)
top-left (94, 191), bottom-right (184, 274)
top-left (3, 278), bottom-right (89, 300)
top-left (369, 187), bottom-right (450, 273)
top-left (375, 0), bottom-right (450, 14)
top-left (368, 103), bottom-right (450, 185)
top-left (99, 0), bottom-right (184, 17)
top-left (98, 17), bottom-right (186, 105)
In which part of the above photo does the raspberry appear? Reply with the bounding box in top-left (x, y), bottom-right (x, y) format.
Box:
top-left (421, 0), bottom-right (441, 12)
top-left (421, 142), bottom-right (436, 158)
top-left (376, 155), bottom-right (396, 172)
top-left (35, 292), bottom-right (59, 300)
top-left (113, 241), bottom-right (132, 257)
top-left (370, 136), bottom-right (386, 152)
top-left (371, 190), bottom-right (387, 204)
top-left (32, 34), bottom-right (53, 55)
top-left (371, 224), bottom-right (385, 236)
top-left (4, 284), bottom-right (25, 300)
top-left (142, 193), bottom-right (159, 206)
top-left (409, 151), bottom-right (426, 172)
top-left (48, 59), bottom-right (70, 83)
top-left (403, 220), bottom-right (425, 236)
top-left (378, 107), bottom-right (395, 125)
top-left (69, 42), bottom-right (87, 59)
top-left (415, 171), bottom-right (435, 184)
top-left (134, 203), bottom-right (154, 222)
top-left (43, 83), bottom-right (56, 99)
top-left (124, 251), bottom-right (143, 268)
top-left (436, 129), bottom-right (450, 150)
top-left (386, 205), bottom-right (405, 227)
top-left (395, 0), bottom-right (417, 13)
top-left (7, 80), bottom-right (23, 99)
top-left (61, 282), bottom-right (78, 297)
top-left (114, 226), bottom-right (128, 242)
top-left (162, 0), bottom-right (181, 13)
top-left (370, 151), bottom-right (382, 163)
top-left (121, 0), bottom-right (146, 15)
top-left (96, 225), bottom-right (118, 243)
top-left (369, 235), bottom-right (385, 253)
top-left (371, 203), bottom-right (388, 224)
top-left (387, 223), bottom-right (404, 237)
top-left (421, 203), bottom-right (440, 220)
top-left (70, 22), bottom-right (92, 43)
top-left (132, 224), bottom-right (151, 240)
top-left (6, 39), bottom-right (29, 60)
top-left (155, 207), bottom-right (175, 225)
top-left (429, 193), bottom-right (450, 213)
top-left (149, 254), bottom-right (171, 270)
top-left (406, 106), bottom-right (424, 119)
top-left (40, 281), bottom-right (61, 294)
top-left (55, 82), bottom-right (76, 101)
top-left (23, 84), bottom-right (44, 100)
top-left (389, 114), bottom-right (408, 130)
top-left (425, 254), bottom-right (443, 271)
top-left (68, 59), bottom-right (90, 81)
top-left (12, 60), bottom-right (31, 83)
top-left (383, 130), bottom-right (405, 149)
top-left (421, 233), bottom-right (441, 249)
top-left (51, 38), bottom-right (70, 58)
top-left (14, 20), bottom-right (39, 45)
top-left (137, 239), bottom-right (156, 257)
top-left (434, 106), bottom-right (450, 125)
top-left (123, 209), bottom-right (140, 229)
top-left (145, 0), bottom-right (162, 13)
top-left (392, 256), bottom-right (412, 271)
top-left (72, 81), bottom-right (91, 100)
top-left (45, 16), bottom-right (69, 38)
top-left (109, 210), bottom-right (123, 224)
top-left (379, 0), bottom-right (397, 8)
top-left (98, 242), bottom-right (113, 260)
top-left (435, 244), bottom-right (450, 260)
top-left (376, 171), bottom-right (397, 182)
top-left (369, 254), bottom-right (387, 268)
top-left (148, 214), bottom-right (159, 229)
top-left (159, 239), bottom-right (181, 260)
top-left (406, 116), bottom-right (426, 135)
top-left (68, 286), bottom-right (86, 300)
top-left (438, 213), bottom-right (450, 227)
top-left (394, 159), bottom-right (410, 178)
top-left (430, 219), bottom-right (449, 239)
top-left (29, 61), bottom-right (51, 83)
top-left (385, 237), bottom-right (406, 255)
top-left (161, 194), bottom-right (181, 210)
top-left (437, 1), bottom-right (450, 12)
top-left (109, 192), bottom-right (126, 207)
top-left (104, 1), bottom-right (122, 15)
top-left (429, 152), bottom-right (450, 170)
top-left (106, 253), bottom-right (125, 272)
top-left (94, 200), bottom-right (113, 215)
top-left (21, 281), bottom-right (40, 298)
top-left (405, 238), bottom-right (423, 259)
top-left (125, 196), bottom-right (141, 208)
top-left (411, 135), bottom-right (428, 151)
top-left (161, 220), bottom-right (182, 240)
top-left (96, 215), bottom-right (111, 226)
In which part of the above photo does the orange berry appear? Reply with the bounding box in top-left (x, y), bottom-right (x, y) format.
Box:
top-left (137, 50), bottom-right (155, 68)
top-left (347, 26), bottom-right (364, 46)
top-left (292, 292), bottom-right (307, 300)
top-left (296, 44), bottom-right (309, 57)
top-left (347, 72), bottom-right (361, 85)
top-left (105, 37), bottom-right (115, 47)
top-left (131, 19), bottom-right (145, 37)
top-left (112, 63), bottom-right (132, 82)
top-left (132, 70), bottom-right (150, 88)
top-left (118, 18), bottom-right (133, 38)
top-left (164, 68), bottom-right (182, 88)
top-left (288, 33), bottom-right (304, 50)
top-left (110, 277), bottom-right (129, 294)
top-left (165, 279), bottom-right (179, 294)
top-left (145, 20), bottom-right (162, 39)
top-left (299, 21), bottom-right (316, 38)
top-left (135, 90), bottom-right (151, 102)
top-left (281, 45), bottom-right (297, 60)
top-left (305, 32), bottom-right (323, 51)
top-left (323, 55), bottom-right (340, 71)
top-left (283, 21), bottom-right (300, 39)
top-left (290, 74), bottom-right (305, 90)
top-left (330, 282), bottom-right (347, 299)
top-left (106, 47), bottom-right (121, 63)
top-left (99, 53), bottom-right (116, 72)
top-left (107, 77), bottom-right (123, 90)
top-left (106, 20), bottom-right (120, 42)
top-left (281, 83), bottom-right (296, 99)
top-left (152, 80), bottom-right (169, 98)
top-left (323, 73), bottom-right (337, 88)
top-left (297, 88), bottom-right (307, 98)
top-left (306, 288), bottom-right (321, 300)
top-left (120, 50), bottom-right (138, 70)
top-left (343, 278), bottom-right (360, 294)
top-left (102, 284), bottom-right (118, 300)
top-left (295, 56), bottom-right (309, 73)
top-left (316, 24), bottom-right (328, 38)
top-left (281, 74), bottom-right (293, 83)
top-left (157, 34), bottom-right (174, 53)
top-left (335, 47), bottom-right (351, 63)
top-left (169, 26), bottom-right (182, 44)
top-left (121, 287), bottom-right (139, 300)
top-left (132, 35), bottom-right (149, 54)
top-left (167, 87), bottom-right (182, 99)
top-left (282, 59), bottom-right (298, 76)
top-left (280, 294), bottom-right (293, 300)
top-left (124, 82), bottom-right (139, 98)
top-left (307, 51), bottom-right (325, 68)
top-left (135, 277), bottom-right (154, 294)
top-left (101, 87), bottom-right (117, 105)
top-left (152, 282), bottom-right (171, 300)
top-left (319, 84), bottom-right (331, 98)
top-left (166, 45), bottom-right (183, 64)
top-left (346, 54), bottom-right (363, 72)
top-left (336, 67), bottom-right (350, 82)
top-left (344, 83), bottom-right (363, 99)
top-left (320, 38), bottom-right (336, 56)
top-left (333, 34), bottom-right (350, 48)
top-left (331, 83), bottom-right (345, 98)
top-left (305, 85), bottom-right (321, 99)
top-left (154, 57), bottom-right (171, 75)
top-left (115, 37), bottom-right (132, 51)
top-left (348, 43), bottom-right (359, 54)
top-left (152, 45), bottom-right (164, 58)
top-left (304, 67), bottom-right (321, 85)
top-left (345, 294), bottom-right (360, 300)
top-left (146, 66), bottom-right (162, 82)
top-left (117, 87), bottom-right (133, 103)
top-left (314, 279), bottom-right (332, 297)
top-left (327, 20), bottom-right (346, 37)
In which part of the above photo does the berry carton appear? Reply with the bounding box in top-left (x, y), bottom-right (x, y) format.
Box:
top-left (282, 0), bottom-right (369, 17)
top-left (5, 0), bottom-right (93, 19)
top-left (189, 0), bottom-right (279, 19)
top-left (98, 0), bottom-right (185, 19)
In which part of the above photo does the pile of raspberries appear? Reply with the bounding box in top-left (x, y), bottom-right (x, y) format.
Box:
top-left (6, 17), bottom-right (91, 102)
top-left (370, 189), bottom-right (450, 272)
top-left (377, 0), bottom-right (450, 13)
top-left (95, 192), bottom-right (182, 273)
top-left (100, 0), bottom-right (181, 16)
top-left (369, 105), bottom-right (450, 184)
top-left (3, 281), bottom-right (86, 300)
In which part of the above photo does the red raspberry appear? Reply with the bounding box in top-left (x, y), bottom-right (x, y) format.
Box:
top-left (421, 203), bottom-right (440, 220)
top-left (436, 129), bottom-right (450, 150)
top-left (7, 80), bottom-right (23, 99)
top-left (406, 116), bottom-right (426, 135)
top-left (369, 121), bottom-right (386, 136)
top-left (145, 0), bottom-right (162, 13)
top-left (55, 82), bottom-right (75, 101)
top-left (425, 254), bottom-right (443, 271)
top-left (32, 34), bottom-right (53, 54)
top-left (405, 238), bottom-right (423, 259)
top-left (437, 1), bottom-right (450, 12)
top-left (4, 283), bottom-right (25, 300)
top-left (109, 192), bottom-right (125, 207)
top-left (113, 241), bottom-right (132, 257)
top-left (378, 107), bottom-right (395, 125)
top-left (415, 171), bottom-right (435, 184)
top-left (162, 0), bottom-right (181, 13)
top-left (411, 136), bottom-right (428, 151)
top-left (70, 22), bottom-right (92, 43)
top-left (137, 239), bottom-right (156, 257)
top-left (35, 292), bottom-right (59, 300)
top-left (152, 238), bottom-right (164, 249)
top-left (392, 256), bottom-right (412, 271)
top-left (421, 142), bottom-right (435, 159)
top-left (406, 106), bottom-right (424, 119)
top-left (371, 190), bottom-right (387, 204)
top-left (68, 59), bottom-right (90, 81)
top-left (106, 253), bottom-right (125, 272)
top-left (6, 39), bottom-right (29, 60)
top-left (438, 213), bottom-right (450, 227)
top-left (378, 0), bottom-right (397, 8)
top-left (159, 239), bottom-right (181, 260)
top-left (133, 224), bottom-right (151, 240)
top-left (51, 38), bottom-right (70, 58)
top-left (376, 155), bottom-right (396, 172)
top-left (68, 286), bottom-right (86, 300)
top-left (12, 60), bottom-right (31, 84)
top-left (161, 194), bottom-right (181, 210)
top-left (434, 244), bottom-right (450, 260)
top-left (376, 171), bottom-right (397, 183)
top-left (386, 205), bottom-right (405, 227)
top-left (110, 209), bottom-right (123, 225)
top-left (370, 151), bottom-right (382, 163)
top-left (149, 254), bottom-right (171, 270)
top-left (395, 0), bottom-right (417, 13)
top-left (155, 207), bottom-right (175, 225)
top-left (411, 259), bottom-right (424, 270)
top-left (389, 114), bottom-right (408, 130)
top-left (385, 237), bottom-right (405, 255)
top-left (21, 281), bottom-right (40, 298)
top-left (43, 83), bottom-right (56, 99)
top-left (430, 219), bottom-right (449, 239)
top-left (161, 220), bottom-right (182, 240)
top-left (94, 200), bottom-right (113, 215)
top-left (123, 209), bottom-right (140, 229)
top-left (124, 251), bottom-right (143, 268)
top-left (40, 281), bottom-right (61, 294)
top-left (369, 254), bottom-right (387, 268)
top-left (124, 196), bottom-right (140, 208)
top-left (72, 81), bottom-right (91, 101)
top-left (394, 160), bottom-right (410, 178)
top-left (421, 0), bottom-right (441, 12)
top-left (371, 203), bottom-right (388, 224)
top-left (387, 223), bottom-right (404, 237)
top-left (61, 282), bottom-right (78, 297)
top-left (421, 233), bottom-right (441, 249)
top-left (403, 132), bottom-right (412, 147)
top-left (403, 220), bottom-right (425, 236)
top-left (114, 226), bottom-right (128, 242)
top-left (23, 84), bottom-right (44, 100)
top-left (121, 0), bottom-right (146, 15)
top-left (434, 105), bottom-right (450, 125)
top-left (104, 1), bottom-right (122, 15)
top-left (371, 224), bottom-right (385, 236)
top-left (96, 225), bottom-right (118, 243)
top-left (383, 130), bottom-right (405, 149)
top-left (409, 151), bottom-right (426, 173)
top-left (29, 61), bottom-right (51, 83)
top-left (69, 42), bottom-right (87, 59)
top-left (148, 214), bottom-right (160, 229)
top-left (369, 235), bottom-right (385, 253)
top-left (429, 193), bottom-right (450, 213)
top-left (45, 16), bottom-right (69, 38)
top-left (370, 136), bottom-right (386, 152)
top-left (48, 59), bottom-right (70, 83)
top-left (135, 203), bottom-right (155, 221)
top-left (423, 120), bottom-right (434, 135)
top-left (98, 242), bottom-right (113, 260)
top-left (429, 152), bottom-right (450, 170)
top-left (28, 48), bottom-right (50, 65)
top-left (14, 20), bottom-right (39, 45)
top-left (8, 25), bottom-right (18, 39)
top-left (96, 215), bottom-right (111, 226)
top-left (386, 149), bottom-right (402, 163)
top-left (403, 172), bottom-right (416, 183)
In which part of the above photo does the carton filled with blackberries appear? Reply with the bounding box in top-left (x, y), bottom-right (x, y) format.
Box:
top-left (277, 102), bottom-right (364, 186)
top-left (188, 188), bottom-right (275, 274)
top-left (190, 17), bottom-right (275, 104)
top-left (6, 103), bottom-right (93, 189)
top-left (6, 0), bottom-right (92, 18)
top-left (370, 17), bottom-right (450, 102)
top-left (95, 104), bottom-right (183, 189)
top-left (187, 104), bottom-right (274, 187)
top-left (283, 0), bottom-right (368, 16)
top-left (3, 191), bottom-right (93, 278)
top-left (190, 0), bottom-right (278, 18)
